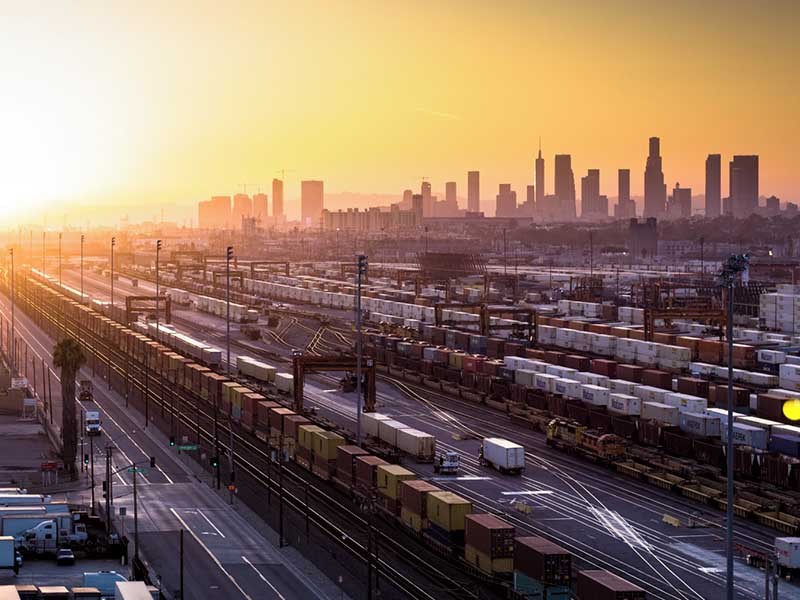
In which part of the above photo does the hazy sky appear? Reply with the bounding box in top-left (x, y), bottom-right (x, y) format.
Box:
top-left (1, 0), bottom-right (798, 225)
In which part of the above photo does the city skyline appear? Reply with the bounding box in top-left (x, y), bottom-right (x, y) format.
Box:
top-left (2, 1), bottom-right (799, 227)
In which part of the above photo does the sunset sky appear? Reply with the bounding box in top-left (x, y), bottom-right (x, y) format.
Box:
top-left (1, 0), bottom-right (798, 225)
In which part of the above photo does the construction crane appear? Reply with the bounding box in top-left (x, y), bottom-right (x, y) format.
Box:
top-left (275, 168), bottom-right (295, 180)
top-left (236, 184), bottom-right (261, 194)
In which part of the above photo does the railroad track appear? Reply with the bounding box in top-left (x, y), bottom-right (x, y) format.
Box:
top-left (11, 277), bottom-right (480, 600)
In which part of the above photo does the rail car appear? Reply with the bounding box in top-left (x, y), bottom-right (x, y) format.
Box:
top-left (545, 418), bottom-right (626, 462)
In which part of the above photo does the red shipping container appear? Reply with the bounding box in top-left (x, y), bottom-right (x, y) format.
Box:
top-left (591, 359), bottom-right (617, 378)
top-left (565, 354), bottom-right (591, 371)
top-left (269, 407), bottom-right (295, 433)
top-left (256, 401), bottom-right (280, 428)
top-left (617, 364), bottom-right (644, 383)
top-left (514, 536), bottom-right (571, 586)
top-left (525, 348), bottom-right (546, 360)
top-left (399, 480), bottom-right (440, 517)
top-left (336, 445), bottom-right (368, 486)
top-left (677, 377), bottom-right (709, 398)
top-left (464, 514), bottom-right (514, 558)
top-left (642, 369), bottom-right (671, 389)
top-left (283, 415), bottom-right (309, 441)
top-left (577, 570), bottom-right (645, 600)
top-left (757, 393), bottom-right (789, 422)
top-left (652, 332), bottom-right (677, 345)
top-left (355, 455), bottom-right (387, 489)
top-left (544, 350), bottom-right (566, 366)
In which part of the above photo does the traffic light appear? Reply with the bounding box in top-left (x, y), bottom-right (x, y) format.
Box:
top-left (357, 254), bottom-right (368, 277)
top-left (149, 456), bottom-right (156, 468)
top-left (83, 454), bottom-right (89, 465)
top-left (211, 455), bottom-right (219, 469)
top-left (227, 246), bottom-right (234, 261)
top-left (169, 435), bottom-right (175, 447)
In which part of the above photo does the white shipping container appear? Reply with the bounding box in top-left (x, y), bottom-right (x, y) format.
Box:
top-left (274, 372), bottom-right (294, 394)
top-left (396, 428), bottom-right (436, 460)
top-left (679, 412), bottom-right (720, 437)
top-left (609, 379), bottom-right (638, 396)
top-left (362, 412), bottom-right (391, 438)
top-left (608, 393), bottom-right (641, 416)
top-left (535, 373), bottom-right (560, 393)
top-left (721, 423), bottom-right (769, 449)
top-left (514, 369), bottom-right (537, 387)
top-left (664, 392), bottom-right (708, 414)
top-left (378, 419), bottom-right (408, 447)
top-left (581, 384), bottom-right (609, 407)
top-left (641, 402), bottom-right (680, 426)
top-left (775, 537), bottom-right (800, 569)
top-left (758, 349), bottom-right (787, 365)
top-left (633, 385), bottom-right (670, 404)
top-left (554, 378), bottom-right (582, 399)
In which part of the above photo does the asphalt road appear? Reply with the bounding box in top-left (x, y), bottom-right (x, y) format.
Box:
top-left (0, 287), bottom-right (338, 600)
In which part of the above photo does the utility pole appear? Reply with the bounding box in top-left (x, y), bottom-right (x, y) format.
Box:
top-left (42, 231), bottom-right (45, 275)
top-left (700, 236), bottom-right (705, 283)
top-left (105, 446), bottom-right (113, 534)
top-left (58, 233), bottom-right (62, 287)
top-left (9, 248), bottom-right (15, 375)
top-left (110, 237), bottom-right (116, 309)
top-left (356, 254), bottom-right (367, 446)
top-left (503, 228), bottom-right (507, 275)
top-left (155, 240), bottom-right (161, 334)
top-left (179, 529), bottom-right (184, 600)
top-left (80, 234), bottom-right (84, 303)
top-left (719, 253), bottom-right (750, 600)
top-left (226, 246), bottom-right (235, 483)
top-left (133, 464), bottom-right (139, 564)
top-left (90, 435), bottom-right (95, 514)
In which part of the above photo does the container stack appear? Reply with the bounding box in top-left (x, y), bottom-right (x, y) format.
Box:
top-left (513, 536), bottom-right (571, 599)
top-left (463, 514), bottom-right (515, 575)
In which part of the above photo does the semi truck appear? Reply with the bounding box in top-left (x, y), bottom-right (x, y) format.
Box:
top-left (479, 437), bottom-right (525, 475)
top-left (0, 494), bottom-right (52, 506)
top-left (15, 516), bottom-right (89, 555)
top-left (2, 514), bottom-right (77, 539)
top-left (85, 410), bottom-right (102, 436)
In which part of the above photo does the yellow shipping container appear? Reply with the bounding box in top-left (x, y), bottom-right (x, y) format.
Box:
top-left (377, 465), bottom-right (415, 500)
top-left (312, 430), bottom-right (344, 460)
top-left (448, 352), bottom-right (465, 370)
top-left (298, 425), bottom-right (325, 450)
top-left (230, 387), bottom-right (251, 410)
top-left (464, 545), bottom-right (513, 575)
top-left (400, 507), bottom-right (424, 532)
top-left (222, 381), bottom-right (240, 403)
top-left (426, 491), bottom-right (472, 532)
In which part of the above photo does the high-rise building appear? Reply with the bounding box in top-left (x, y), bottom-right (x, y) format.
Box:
top-left (535, 141), bottom-right (545, 205)
top-left (253, 193), bottom-right (268, 222)
top-left (402, 188), bottom-right (413, 208)
top-left (272, 179), bottom-right (284, 219)
top-left (644, 137), bottom-right (667, 218)
top-left (554, 154), bottom-right (576, 219)
top-left (467, 171), bottom-right (480, 213)
top-left (614, 169), bottom-right (635, 219)
top-left (705, 154), bottom-right (721, 218)
top-left (445, 181), bottom-right (457, 207)
top-left (765, 195), bottom-right (780, 215)
top-left (580, 169), bottom-right (601, 218)
top-left (421, 180), bottom-right (433, 217)
top-left (525, 185), bottom-right (536, 216)
top-left (495, 184), bottom-right (517, 218)
top-left (198, 195), bottom-right (231, 229)
top-left (301, 180), bottom-right (324, 227)
top-left (232, 193), bottom-right (253, 228)
top-left (412, 193), bottom-right (424, 222)
top-left (667, 183), bottom-right (692, 219)
top-left (729, 155), bottom-right (759, 218)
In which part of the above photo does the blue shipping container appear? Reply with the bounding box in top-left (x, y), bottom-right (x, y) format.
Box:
top-left (768, 433), bottom-right (800, 458)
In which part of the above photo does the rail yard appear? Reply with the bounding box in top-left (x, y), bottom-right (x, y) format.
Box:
top-left (1, 240), bottom-right (799, 600)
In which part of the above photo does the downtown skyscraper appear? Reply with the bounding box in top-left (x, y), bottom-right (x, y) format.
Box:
top-left (730, 155), bottom-right (759, 218)
top-left (535, 142), bottom-right (545, 205)
top-left (467, 171), bottom-right (480, 213)
top-left (643, 137), bottom-right (667, 218)
top-left (554, 154), bottom-right (576, 219)
top-left (705, 154), bottom-right (721, 217)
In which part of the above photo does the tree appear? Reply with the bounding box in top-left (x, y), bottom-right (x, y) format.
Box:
top-left (53, 338), bottom-right (86, 477)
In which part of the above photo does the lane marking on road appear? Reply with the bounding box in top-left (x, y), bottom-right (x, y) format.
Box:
top-left (198, 510), bottom-right (226, 538)
top-left (170, 508), bottom-right (253, 600)
top-left (501, 490), bottom-right (554, 496)
top-left (241, 555), bottom-right (287, 600)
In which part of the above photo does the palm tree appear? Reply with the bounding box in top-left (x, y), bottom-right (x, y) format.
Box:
top-left (53, 338), bottom-right (86, 477)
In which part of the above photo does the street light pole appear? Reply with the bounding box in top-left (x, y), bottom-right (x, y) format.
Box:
top-left (9, 248), bottom-right (15, 375)
top-left (226, 246), bottom-right (235, 482)
top-left (356, 254), bottom-right (367, 446)
top-left (719, 253), bottom-right (750, 600)
top-left (111, 237), bottom-right (116, 310)
top-left (155, 240), bottom-right (161, 334)
top-left (80, 234), bottom-right (84, 303)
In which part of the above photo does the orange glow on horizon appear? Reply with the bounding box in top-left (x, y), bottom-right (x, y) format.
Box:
top-left (1, 1), bottom-right (798, 225)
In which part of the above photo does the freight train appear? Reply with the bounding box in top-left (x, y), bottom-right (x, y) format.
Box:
top-left (21, 270), bottom-right (646, 599)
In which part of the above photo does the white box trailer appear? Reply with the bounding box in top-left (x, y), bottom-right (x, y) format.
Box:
top-left (776, 537), bottom-right (800, 570)
top-left (396, 428), bottom-right (435, 461)
top-left (480, 438), bottom-right (525, 475)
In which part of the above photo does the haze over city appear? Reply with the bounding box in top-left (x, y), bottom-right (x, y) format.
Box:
top-left (2, 0), bottom-right (798, 226)
top-left (3, 3), bottom-right (800, 600)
